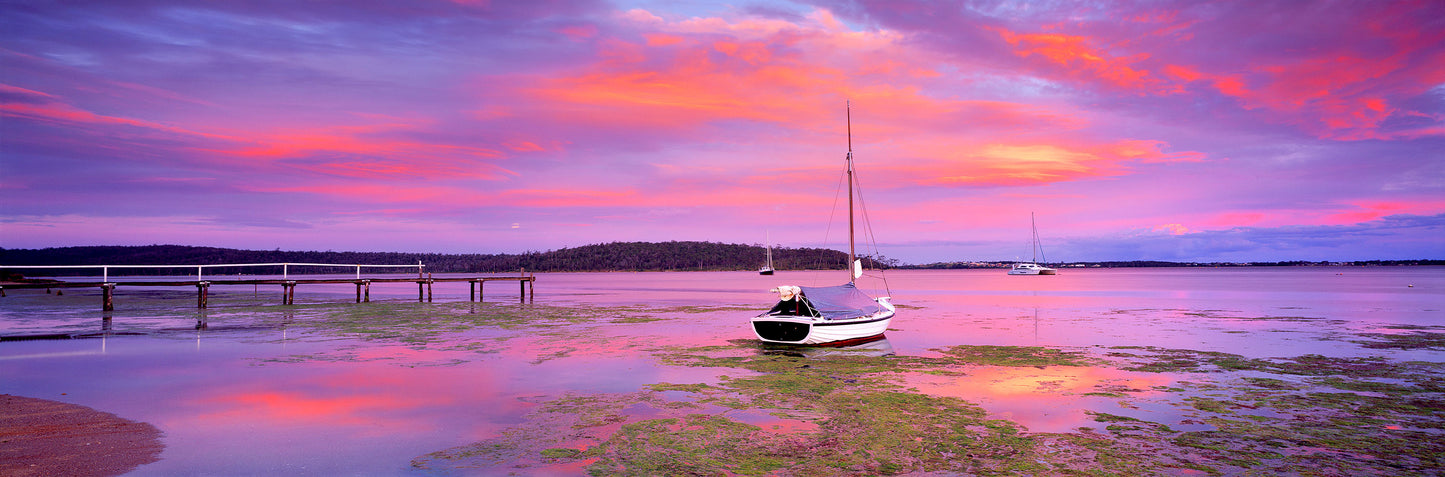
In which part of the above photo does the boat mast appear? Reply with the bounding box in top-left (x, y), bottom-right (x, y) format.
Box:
top-left (1030, 212), bottom-right (1046, 264)
top-left (765, 231), bottom-right (773, 268)
top-left (847, 101), bottom-right (856, 284)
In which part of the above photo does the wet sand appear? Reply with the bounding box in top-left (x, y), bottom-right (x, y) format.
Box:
top-left (0, 394), bottom-right (163, 477)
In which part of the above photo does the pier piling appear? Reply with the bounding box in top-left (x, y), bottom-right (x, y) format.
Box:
top-left (102, 283), bottom-right (115, 311)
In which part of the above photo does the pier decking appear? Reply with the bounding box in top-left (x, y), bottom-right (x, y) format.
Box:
top-left (0, 263), bottom-right (535, 310)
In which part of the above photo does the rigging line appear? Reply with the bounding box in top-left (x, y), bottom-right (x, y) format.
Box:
top-left (1037, 223), bottom-right (1048, 265)
top-left (850, 162), bottom-right (891, 296)
top-left (817, 165), bottom-right (849, 281)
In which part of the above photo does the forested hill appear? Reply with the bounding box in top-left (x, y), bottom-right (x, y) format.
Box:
top-left (0, 243), bottom-right (889, 275)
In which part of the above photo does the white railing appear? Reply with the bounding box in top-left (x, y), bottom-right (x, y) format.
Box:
top-left (0, 262), bottom-right (425, 282)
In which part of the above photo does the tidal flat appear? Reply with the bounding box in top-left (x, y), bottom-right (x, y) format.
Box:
top-left (1, 268), bottom-right (1441, 475)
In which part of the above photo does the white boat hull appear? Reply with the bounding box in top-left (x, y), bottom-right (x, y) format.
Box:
top-left (1008, 263), bottom-right (1056, 275)
top-left (752, 297), bottom-right (894, 345)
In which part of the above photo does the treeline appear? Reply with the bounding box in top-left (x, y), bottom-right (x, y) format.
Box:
top-left (0, 243), bottom-right (889, 276)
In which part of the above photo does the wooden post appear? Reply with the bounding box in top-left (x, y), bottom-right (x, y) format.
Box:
top-left (469, 280), bottom-right (476, 302)
top-left (478, 280), bottom-right (484, 302)
top-left (102, 283), bottom-right (115, 311)
top-left (197, 282), bottom-right (209, 309)
top-left (364, 280), bottom-right (370, 302)
top-left (283, 282), bottom-right (296, 305)
top-left (427, 279), bottom-right (433, 303)
top-left (1, 286), bottom-right (6, 297)
top-left (417, 281), bottom-right (424, 302)
top-left (355, 281), bottom-right (363, 303)
top-left (528, 275), bottom-right (535, 302)
top-left (519, 279), bottom-right (525, 302)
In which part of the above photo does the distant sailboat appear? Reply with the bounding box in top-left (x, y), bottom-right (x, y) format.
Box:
top-left (759, 232), bottom-right (775, 275)
top-left (1009, 212), bottom-right (1057, 276)
top-left (751, 103), bottom-right (895, 346)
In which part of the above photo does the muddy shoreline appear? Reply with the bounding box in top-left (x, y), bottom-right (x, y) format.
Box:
top-left (0, 394), bottom-right (163, 477)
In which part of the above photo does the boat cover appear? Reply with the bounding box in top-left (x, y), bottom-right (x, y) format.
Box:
top-left (766, 283), bottom-right (882, 321)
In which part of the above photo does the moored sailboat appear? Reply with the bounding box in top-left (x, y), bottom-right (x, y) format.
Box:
top-left (1009, 212), bottom-right (1057, 275)
top-left (751, 104), bottom-right (895, 346)
top-left (759, 231), bottom-right (775, 275)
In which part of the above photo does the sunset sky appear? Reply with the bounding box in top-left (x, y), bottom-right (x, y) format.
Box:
top-left (2, 0), bottom-right (1442, 263)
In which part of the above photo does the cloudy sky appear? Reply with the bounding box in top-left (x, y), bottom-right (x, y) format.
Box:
top-left (2, 0), bottom-right (1442, 263)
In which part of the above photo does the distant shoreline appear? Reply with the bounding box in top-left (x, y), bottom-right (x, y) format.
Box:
top-left (1, 244), bottom-right (1440, 276)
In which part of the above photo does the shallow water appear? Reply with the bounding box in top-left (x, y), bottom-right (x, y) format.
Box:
top-left (1, 267), bottom-right (1441, 474)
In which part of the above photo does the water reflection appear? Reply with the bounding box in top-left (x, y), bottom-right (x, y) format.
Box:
top-left (760, 336), bottom-right (895, 358)
top-left (1, 268), bottom-right (1441, 474)
top-left (905, 365), bottom-right (1176, 433)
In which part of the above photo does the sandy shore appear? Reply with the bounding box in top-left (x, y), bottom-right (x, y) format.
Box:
top-left (0, 394), bottom-right (163, 477)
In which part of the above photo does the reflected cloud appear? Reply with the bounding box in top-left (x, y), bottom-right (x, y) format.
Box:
top-left (905, 365), bottom-right (1174, 433)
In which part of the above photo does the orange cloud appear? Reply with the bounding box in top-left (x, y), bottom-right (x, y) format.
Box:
top-left (995, 28), bottom-right (1166, 93)
top-left (516, 7), bottom-right (953, 134)
top-left (906, 138), bottom-right (1204, 187)
top-left (1152, 223), bottom-right (1191, 235)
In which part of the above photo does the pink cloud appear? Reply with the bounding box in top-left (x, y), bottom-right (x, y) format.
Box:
top-left (982, 1), bottom-right (1444, 141)
top-left (1324, 200), bottom-right (1445, 225)
top-left (0, 99), bottom-right (230, 140)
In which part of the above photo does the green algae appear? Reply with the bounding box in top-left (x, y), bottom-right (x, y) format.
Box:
top-left (1239, 377), bottom-right (1301, 390)
top-left (933, 344), bottom-right (1094, 367)
top-left (538, 448), bottom-right (582, 459)
top-left (243, 300), bottom-right (1445, 475)
top-left (419, 346), bottom-right (1169, 476)
top-left (1354, 331), bottom-right (1445, 350)
top-left (411, 332), bottom-right (1445, 475)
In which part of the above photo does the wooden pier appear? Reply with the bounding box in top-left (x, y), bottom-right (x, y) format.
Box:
top-left (0, 263), bottom-right (536, 310)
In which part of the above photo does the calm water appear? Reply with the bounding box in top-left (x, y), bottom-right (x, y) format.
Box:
top-left (1, 267), bottom-right (1441, 474)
